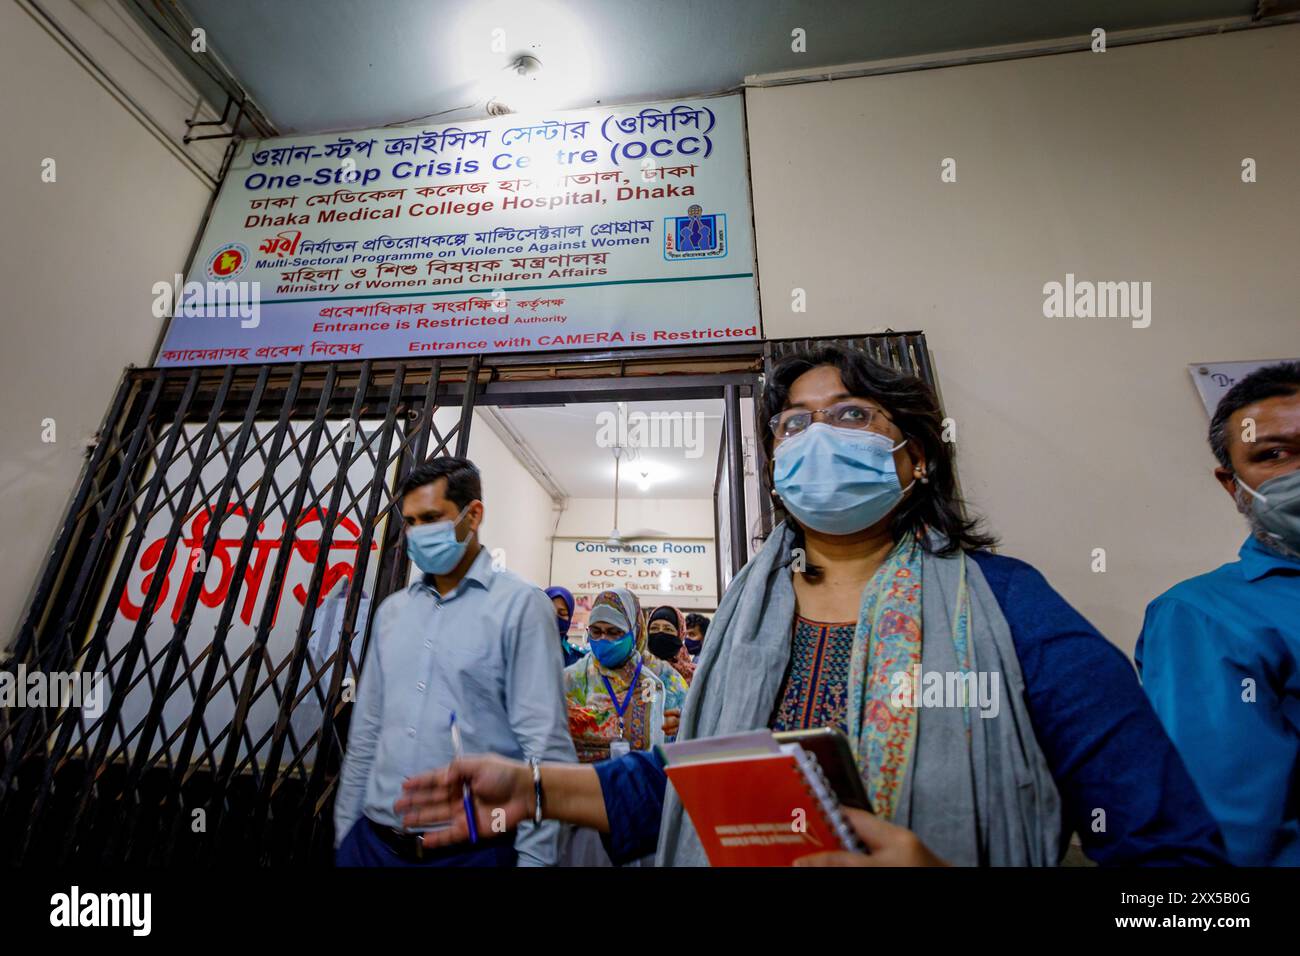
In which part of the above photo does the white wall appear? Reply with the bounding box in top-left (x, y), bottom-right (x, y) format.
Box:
top-left (0, 0), bottom-right (218, 644)
top-left (555, 496), bottom-right (714, 541)
top-left (745, 25), bottom-right (1300, 653)
top-left (428, 407), bottom-right (558, 588)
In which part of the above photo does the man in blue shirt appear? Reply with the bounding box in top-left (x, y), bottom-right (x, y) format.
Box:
top-left (335, 456), bottom-right (576, 866)
top-left (1138, 361), bottom-right (1300, 865)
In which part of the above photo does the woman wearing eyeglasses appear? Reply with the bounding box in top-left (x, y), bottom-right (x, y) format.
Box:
top-left (562, 587), bottom-right (689, 764)
top-left (397, 345), bottom-right (1227, 867)
top-left (558, 586), bottom-right (688, 867)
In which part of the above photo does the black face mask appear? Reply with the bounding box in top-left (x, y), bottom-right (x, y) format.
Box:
top-left (647, 632), bottom-right (683, 662)
top-left (684, 638), bottom-right (702, 656)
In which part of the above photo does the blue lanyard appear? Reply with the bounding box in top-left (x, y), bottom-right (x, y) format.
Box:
top-left (600, 657), bottom-right (644, 731)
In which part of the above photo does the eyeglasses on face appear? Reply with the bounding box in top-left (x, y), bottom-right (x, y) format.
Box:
top-left (768, 401), bottom-right (893, 440)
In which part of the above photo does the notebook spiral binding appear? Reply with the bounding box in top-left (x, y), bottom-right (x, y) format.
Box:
top-left (790, 745), bottom-right (865, 853)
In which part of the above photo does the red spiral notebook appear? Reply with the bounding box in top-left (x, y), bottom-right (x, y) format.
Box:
top-left (659, 730), bottom-right (861, 866)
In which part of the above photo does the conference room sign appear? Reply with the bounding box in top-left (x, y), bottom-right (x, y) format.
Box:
top-left (156, 94), bottom-right (760, 366)
top-left (551, 536), bottom-right (718, 612)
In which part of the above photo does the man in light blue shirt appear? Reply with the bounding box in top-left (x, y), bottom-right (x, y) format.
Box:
top-left (1137, 361), bottom-right (1300, 865)
top-left (335, 456), bottom-right (576, 866)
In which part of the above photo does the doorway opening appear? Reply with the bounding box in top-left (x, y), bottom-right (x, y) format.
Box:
top-left (485, 397), bottom-right (726, 645)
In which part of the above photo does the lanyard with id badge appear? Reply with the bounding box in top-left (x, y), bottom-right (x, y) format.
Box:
top-left (601, 657), bottom-right (644, 759)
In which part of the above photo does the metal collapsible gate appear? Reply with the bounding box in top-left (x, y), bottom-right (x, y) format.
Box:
top-left (0, 358), bottom-right (487, 865)
top-left (0, 333), bottom-right (933, 866)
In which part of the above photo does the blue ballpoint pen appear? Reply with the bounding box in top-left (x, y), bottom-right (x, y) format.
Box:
top-left (449, 711), bottom-right (479, 843)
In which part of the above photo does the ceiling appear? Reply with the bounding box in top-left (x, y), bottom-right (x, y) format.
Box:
top-left (494, 399), bottom-right (723, 499)
top-left (137, 0), bottom-right (1259, 135)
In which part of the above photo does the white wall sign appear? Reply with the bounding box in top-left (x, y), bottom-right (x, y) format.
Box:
top-left (90, 421), bottom-right (391, 768)
top-left (157, 95), bottom-right (759, 365)
top-left (1190, 360), bottom-right (1300, 415)
top-left (550, 537), bottom-right (716, 611)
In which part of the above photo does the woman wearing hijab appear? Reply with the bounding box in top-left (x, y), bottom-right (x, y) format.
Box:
top-left (557, 587), bottom-right (691, 869)
top-left (646, 605), bottom-right (696, 684)
top-left (398, 345), bottom-right (1226, 867)
top-left (562, 587), bottom-right (689, 763)
top-left (545, 586), bottom-right (584, 668)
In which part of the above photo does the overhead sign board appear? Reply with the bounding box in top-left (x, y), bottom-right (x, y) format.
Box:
top-left (157, 95), bottom-right (760, 366)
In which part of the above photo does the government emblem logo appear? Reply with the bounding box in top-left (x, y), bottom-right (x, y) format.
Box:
top-left (206, 243), bottom-right (249, 279)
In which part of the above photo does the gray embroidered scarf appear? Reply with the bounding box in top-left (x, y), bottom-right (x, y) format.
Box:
top-left (655, 522), bottom-right (1062, 866)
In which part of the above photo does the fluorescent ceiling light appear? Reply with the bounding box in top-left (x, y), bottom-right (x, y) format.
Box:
top-left (450, 0), bottom-right (594, 115)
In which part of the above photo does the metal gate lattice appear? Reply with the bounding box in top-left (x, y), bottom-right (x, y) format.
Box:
top-left (0, 358), bottom-right (478, 864)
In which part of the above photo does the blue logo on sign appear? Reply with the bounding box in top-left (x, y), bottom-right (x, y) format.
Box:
top-left (664, 205), bottom-right (727, 261)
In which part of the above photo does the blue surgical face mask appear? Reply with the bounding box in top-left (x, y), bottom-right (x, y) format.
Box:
top-left (404, 505), bottom-right (472, 575)
top-left (589, 632), bottom-right (635, 668)
top-left (773, 422), bottom-right (913, 535)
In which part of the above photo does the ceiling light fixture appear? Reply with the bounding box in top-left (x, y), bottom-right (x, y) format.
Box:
top-left (452, 0), bottom-right (593, 118)
top-left (486, 53), bottom-right (546, 115)
top-left (512, 53), bottom-right (544, 78)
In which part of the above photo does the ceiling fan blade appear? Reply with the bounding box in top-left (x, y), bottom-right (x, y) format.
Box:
top-left (621, 528), bottom-right (672, 540)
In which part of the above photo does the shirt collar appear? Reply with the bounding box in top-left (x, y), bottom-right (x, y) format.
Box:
top-left (1238, 534), bottom-right (1300, 582)
top-left (416, 545), bottom-right (494, 597)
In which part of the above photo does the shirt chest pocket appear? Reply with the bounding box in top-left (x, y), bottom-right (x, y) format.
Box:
top-left (442, 643), bottom-right (507, 716)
